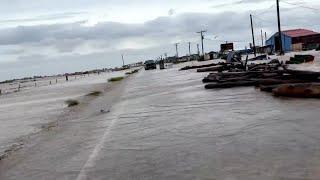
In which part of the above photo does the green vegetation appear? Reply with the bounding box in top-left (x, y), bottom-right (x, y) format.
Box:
top-left (65, 99), bottom-right (79, 107)
top-left (86, 91), bottom-right (102, 96)
top-left (108, 76), bottom-right (124, 82)
top-left (125, 69), bottom-right (139, 75)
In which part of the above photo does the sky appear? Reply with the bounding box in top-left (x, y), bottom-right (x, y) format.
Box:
top-left (0, 0), bottom-right (320, 80)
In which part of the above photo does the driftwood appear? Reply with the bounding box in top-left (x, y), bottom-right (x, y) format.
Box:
top-left (205, 81), bottom-right (258, 89)
top-left (180, 63), bottom-right (227, 71)
top-left (248, 55), bottom-right (268, 61)
top-left (257, 79), bottom-right (311, 86)
top-left (216, 76), bottom-right (253, 83)
top-left (205, 78), bottom-right (317, 90)
top-left (203, 71), bottom-right (286, 83)
top-left (285, 69), bottom-right (320, 79)
top-left (200, 55), bottom-right (320, 98)
top-left (286, 55), bottom-right (315, 64)
top-left (197, 65), bottom-right (224, 72)
top-left (260, 85), bottom-right (280, 92)
top-left (273, 83), bottom-right (320, 98)
top-left (197, 63), bottom-right (245, 73)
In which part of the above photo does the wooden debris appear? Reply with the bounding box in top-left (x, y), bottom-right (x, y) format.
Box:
top-left (273, 83), bottom-right (320, 98)
top-left (196, 53), bottom-right (320, 98)
top-left (180, 62), bottom-right (227, 71)
top-left (205, 81), bottom-right (258, 89)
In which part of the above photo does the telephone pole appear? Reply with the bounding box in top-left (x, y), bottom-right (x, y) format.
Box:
top-left (261, 29), bottom-right (264, 46)
top-left (197, 30), bottom-right (207, 55)
top-left (276, 0), bottom-right (284, 55)
top-left (250, 14), bottom-right (257, 57)
top-left (121, 54), bottom-right (125, 67)
top-left (175, 43), bottom-right (179, 58)
top-left (265, 32), bottom-right (267, 42)
top-left (188, 42), bottom-right (191, 56)
top-left (197, 44), bottom-right (200, 55)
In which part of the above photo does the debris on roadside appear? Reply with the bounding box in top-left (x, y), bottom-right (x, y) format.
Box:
top-left (183, 51), bottom-right (320, 98)
top-left (286, 55), bottom-right (315, 64)
top-left (179, 62), bottom-right (227, 71)
top-left (272, 83), bottom-right (320, 98)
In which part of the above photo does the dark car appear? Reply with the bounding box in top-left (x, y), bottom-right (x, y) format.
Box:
top-left (144, 60), bottom-right (157, 70)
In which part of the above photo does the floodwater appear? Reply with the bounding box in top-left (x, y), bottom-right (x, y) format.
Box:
top-left (2, 60), bottom-right (320, 179)
top-left (0, 71), bottom-right (125, 157)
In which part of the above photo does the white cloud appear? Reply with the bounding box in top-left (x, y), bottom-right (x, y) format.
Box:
top-left (0, 0), bottom-right (319, 80)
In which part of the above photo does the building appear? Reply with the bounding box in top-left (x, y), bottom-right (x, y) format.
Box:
top-left (204, 51), bottom-right (219, 60)
top-left (257, 45), bottom-right (273, 54)
top-left (266, 29), bottom-right (320, 52)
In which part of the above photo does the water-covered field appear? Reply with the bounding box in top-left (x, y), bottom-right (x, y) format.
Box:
top-left (0, 71), bottom-right (126, 158)
top-left (1, 52), bottom-right (320, 179)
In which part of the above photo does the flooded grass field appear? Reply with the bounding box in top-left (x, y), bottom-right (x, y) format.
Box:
top-left (1, 59), bottom-right (320, 179)
top-left (0, 71), bottom-right (126, 158)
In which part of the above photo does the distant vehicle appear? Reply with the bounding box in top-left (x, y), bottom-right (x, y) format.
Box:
top-left (144, 60), bottom-right (157, 70)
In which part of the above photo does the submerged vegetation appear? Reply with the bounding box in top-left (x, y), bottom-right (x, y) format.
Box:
top-left (108, 76), bottom-right (124, 82)
top-left (65, 99), bottom-right (79, 107)
top-left (125, 69), bottom-right (139, 75)
top-left (86, 91), bottom-right (102, 96)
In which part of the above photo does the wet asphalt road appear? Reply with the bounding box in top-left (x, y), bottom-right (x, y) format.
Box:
top-left (2, 63), bottom-right (320, 179)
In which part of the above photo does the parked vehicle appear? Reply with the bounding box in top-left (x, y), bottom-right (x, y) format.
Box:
top-left (144, 60), bottom-right (157, 70)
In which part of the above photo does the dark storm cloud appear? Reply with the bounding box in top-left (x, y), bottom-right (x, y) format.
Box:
top-left (0, 3), bottom-right (320, 81)
top-left (0, 12), bottom-right (249, 46)
top-left (0, 9), bottom-right (318, 57)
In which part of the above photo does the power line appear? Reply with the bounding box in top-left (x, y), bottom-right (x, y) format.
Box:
top-left (252, 14), bottom-right (296, 28)
top-left (204, 38), bottom-right (248, 43)
top-left (254, 4), bottom-right (277, 16)
top-left (281, 0), bottom-right (320, 11)
top-left (252, 13), bottom-right (320, 29)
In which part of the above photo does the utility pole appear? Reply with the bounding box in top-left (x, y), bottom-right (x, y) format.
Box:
top-left (175, 43), bottom-right (179, 58)
top-left (261, 29), bottom-right (264, 46)
top-left (197, 44), bottom-right (200, 55)
top-left (188, 42), bottom-right (191, 56)
top-left (121, 54), bottom-right (125, 67)
top-left (197, 30), bottom-right (207, 55)
top-left (250, 14), bottom-right (257, 57)
top-left (265, 32), bottom-right (267, 42)
top-left (276, 0), bottom-right (284, 55)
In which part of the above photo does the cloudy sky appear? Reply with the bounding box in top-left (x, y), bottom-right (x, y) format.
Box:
top-left (0, 0), bottom-right (319, 80)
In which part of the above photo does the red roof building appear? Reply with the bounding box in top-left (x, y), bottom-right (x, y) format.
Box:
top-left (266, 28), bottom-right (320, 52)
top-left (282, 29), bottom-right (319, 38)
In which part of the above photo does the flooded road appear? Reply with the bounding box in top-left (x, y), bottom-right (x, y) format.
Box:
top-left (1, 63), bottom-right (320, 179)
top-left (0, 71), bottom-right (125, 157)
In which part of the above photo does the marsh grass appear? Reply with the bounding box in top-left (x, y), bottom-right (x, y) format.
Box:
top-left (86, 91), bottom-right (102, 96)
top-left (65, 99), bottom-right (79, 107)
top-left (125, 69), bottom-right (139, 75)
top-left (108, 76), bottom-right (124, 82)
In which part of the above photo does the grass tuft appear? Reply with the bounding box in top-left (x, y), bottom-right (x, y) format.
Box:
top-left (65, 99), bottom-right (79, 107)
top-left (86, 91), bottom-right (102, 96)
top-left (125, 69), bottom-right (139, 75)
top-left (108, 76), bottom-right (124, 82)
